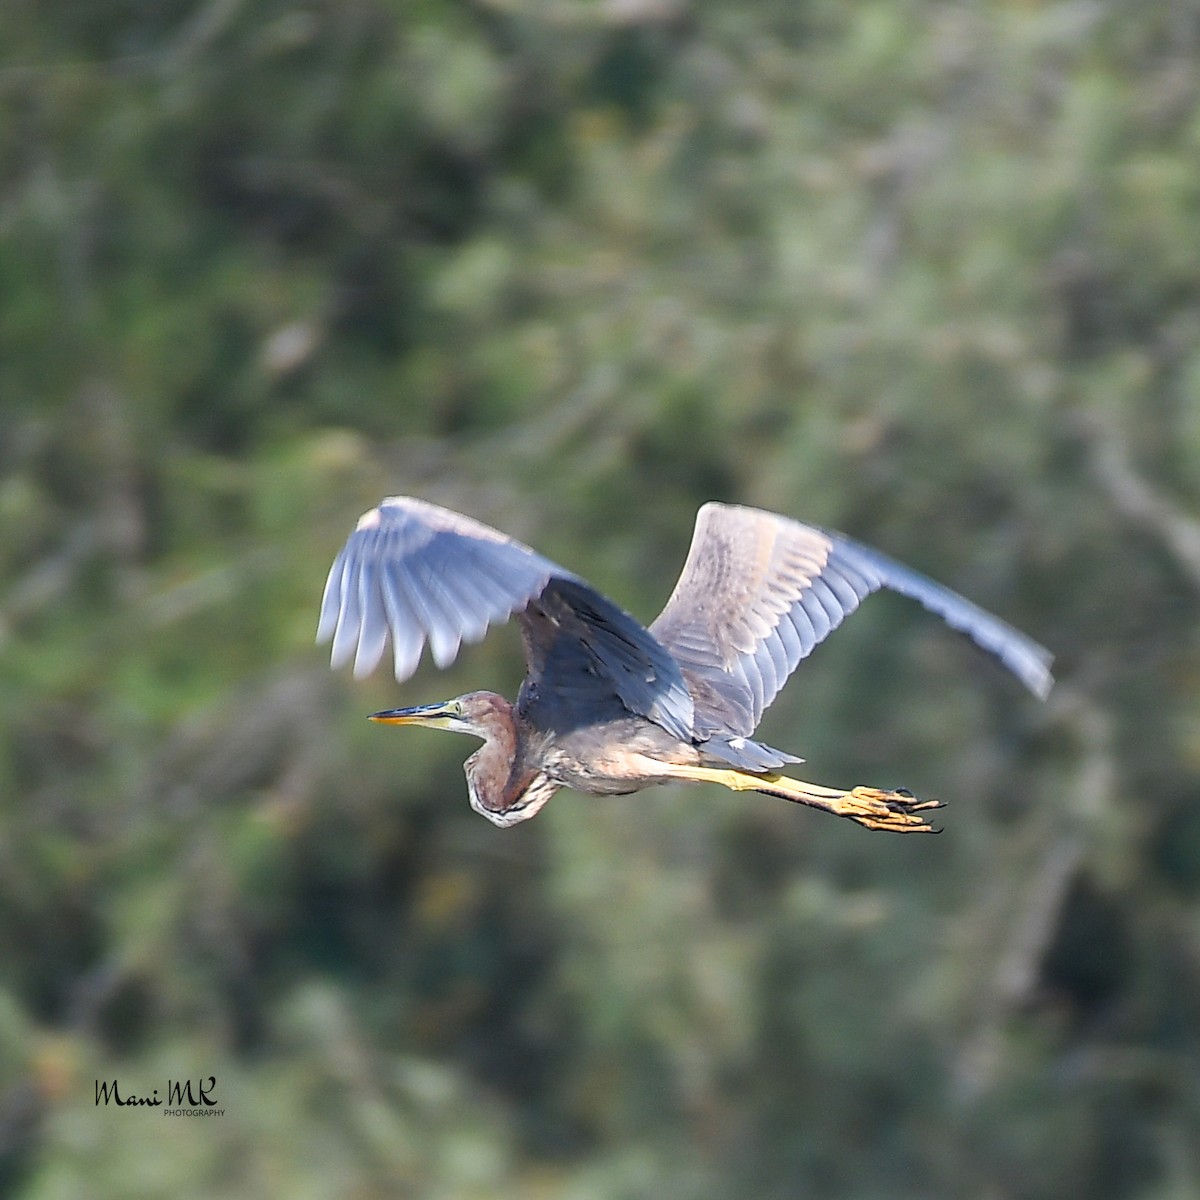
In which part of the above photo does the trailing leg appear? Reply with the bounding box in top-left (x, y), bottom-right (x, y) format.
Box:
top-left (658, 762), bottom-right (944, 832)
top-left (749, 773), bottom-right (944, 832)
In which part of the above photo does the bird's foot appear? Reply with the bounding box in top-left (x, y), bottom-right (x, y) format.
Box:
top-left (834, 786), bottom-right (945, 833)
top-left (749, 773), bottom-right (945, 833)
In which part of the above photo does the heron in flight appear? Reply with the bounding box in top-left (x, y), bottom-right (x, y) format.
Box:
top-left (318, 498), bottom-right (1052, 833)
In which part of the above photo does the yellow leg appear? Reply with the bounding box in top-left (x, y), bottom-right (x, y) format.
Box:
top-left (659, 763), bottom-right (945, 833)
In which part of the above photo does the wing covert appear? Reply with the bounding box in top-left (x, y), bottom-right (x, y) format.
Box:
top-left (649, 503), bottom-right (1053, 738)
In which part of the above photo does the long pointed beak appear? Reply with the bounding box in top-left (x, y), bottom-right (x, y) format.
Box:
top-left (368, 701), bottom-right (458, 729)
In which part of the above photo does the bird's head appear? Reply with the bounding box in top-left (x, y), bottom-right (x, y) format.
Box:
top-left (369, 690), bottom-right (555, 826)
top-left (367, 691), bottom-right (512, 740)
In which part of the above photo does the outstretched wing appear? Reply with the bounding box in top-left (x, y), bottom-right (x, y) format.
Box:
top-left (317, 496), bottom-right (694, 741)
top-left (649, 502), bottom-right (1053, 738)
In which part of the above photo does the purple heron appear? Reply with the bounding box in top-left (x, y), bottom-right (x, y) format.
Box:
top-left (318, 498), bottom-right (1052, 833)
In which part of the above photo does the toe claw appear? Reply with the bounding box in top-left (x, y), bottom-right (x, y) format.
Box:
top-left (844, 786), bottom-right (946, 833)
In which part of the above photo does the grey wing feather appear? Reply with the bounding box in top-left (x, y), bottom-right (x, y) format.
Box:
top-left (518, 577), bottom-right (695, 742)
top-left (318, 497), bottom-right (558, 677)
top-left (649, 502), bottom-right (1053, 738)
top-left (318, 496), bottom-right (695, 742)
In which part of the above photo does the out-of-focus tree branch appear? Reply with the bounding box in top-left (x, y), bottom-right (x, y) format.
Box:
top-left (1075, 409), bottom-right (1200, 592)
top-left (954, 688), bottom-right (1115, 1100)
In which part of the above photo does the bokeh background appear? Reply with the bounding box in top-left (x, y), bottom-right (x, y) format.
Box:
top-left (4, 1), bottom-right (1200, 1196)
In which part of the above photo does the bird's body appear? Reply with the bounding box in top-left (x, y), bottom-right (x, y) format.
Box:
top-left (319, 497), bottom-right (1053, 832)
top-left (459, 695), bottom-right (697, 825)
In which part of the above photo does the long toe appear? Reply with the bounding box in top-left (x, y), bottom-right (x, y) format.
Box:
top-left (844, 787), bottom-right (945, 833)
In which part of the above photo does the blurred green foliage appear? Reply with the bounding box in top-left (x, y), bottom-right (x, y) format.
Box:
top-left (3, 0), bottom-right (1200, 1196)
